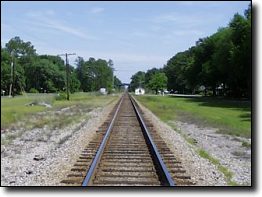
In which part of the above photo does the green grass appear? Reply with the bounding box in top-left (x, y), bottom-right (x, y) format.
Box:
top-left (1, 92), bottom-right (119, 129)
top-left (198, 148), bottom-right (237, 185)
top-left (1, 94), bottom-right (53, 128)
top-left (241, 141), bottom-right (251, 148)
top-left (135, 95), bottom-right (251, 138)
top-left (198, 149), bottom-right (220, 165)
top-left (172, 124), bottom-right (198, 146)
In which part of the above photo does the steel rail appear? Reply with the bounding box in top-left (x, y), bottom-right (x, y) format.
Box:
top-left (129, 94), bottom-right (176, 186)
top-left (82, 94), bottom-right (124, 186)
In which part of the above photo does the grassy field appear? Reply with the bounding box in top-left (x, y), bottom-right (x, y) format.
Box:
top-left (135, 95), bottom-right (251, 138)
top-left (1, 92), bottom-right (120, 129)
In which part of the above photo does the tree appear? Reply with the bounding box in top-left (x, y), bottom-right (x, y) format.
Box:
top-left (129, 71), bottom-right (145, 92)
top-left (164, 49), bottom-right (195, 94)
top-left (5, 36), bottom-right (36, 57)
top-left (69, 66), bottom-right (80, 93)
top-left (148, 72), bottom-right (167, 94)
top-left (1, 37), bottom-right (118, 94)
top-left (211, 27), bottom-right (234, 96)
top-left (145, 68), bottom-right (161, 85)
top-left (228, 9), bottom-right (251, 98)
top-left (75, 56), bottom-right (86, 91)
top-left (113, 76), bottom-right (122, 90)
top-left (75, 57), bottom-right (114, 92)
top-left (26, 58), bottom-right (65, 93)
top-left (108, 59), bottom-right (114, 92)
top-left (1, 47), bottom-right (12, 95)
top-left (4, 37), bottom-right (37, 95)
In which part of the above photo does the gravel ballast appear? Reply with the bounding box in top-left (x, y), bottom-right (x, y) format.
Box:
top-left (1, 100), bottom-right (117, 186)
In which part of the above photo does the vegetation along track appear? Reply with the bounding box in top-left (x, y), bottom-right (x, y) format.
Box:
top-left (61, 92), bottom-right (193, 186)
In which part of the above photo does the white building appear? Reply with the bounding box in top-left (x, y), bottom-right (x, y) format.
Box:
top-left (99, 88), bottom-right (107, 95)
top-left (135, 88), bottom-right (145, 95)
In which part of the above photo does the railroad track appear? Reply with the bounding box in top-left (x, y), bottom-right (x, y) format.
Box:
top-left (61, 92), bottom-right (193, 186)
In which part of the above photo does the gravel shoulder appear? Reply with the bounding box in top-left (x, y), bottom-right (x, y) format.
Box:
top-left (135, 98), bottom-right (251, 186)
top-left (1, 99), bottom-right (117, 186)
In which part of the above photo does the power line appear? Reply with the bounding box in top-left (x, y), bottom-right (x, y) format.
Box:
top-left (58, 53), bottom-right (76, 100)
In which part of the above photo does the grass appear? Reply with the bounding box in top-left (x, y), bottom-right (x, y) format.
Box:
top-left (29, 113), bottom-right (84, 130)
top-left (172, 124), bottom-right (198, 146)
top-left (1, 94), bottom-right (54, 129)
top-left (198, 148), bottom-right (237, 186)
top-left (135, 95), bottom-right (251, 138)
top-left (1, 129), bottom-right (25, 145)
top-left (241, 141), bottom-right (251, 148)
top-left (1, 92), bottom-right (119, 129)
top-left (198, 149), bottom-right (239, 186)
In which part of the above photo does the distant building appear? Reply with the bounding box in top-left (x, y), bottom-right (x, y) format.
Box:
top-left (99, 88), bottom-right (107, 95)
top-left (135, 88), bottom-right (145, 95)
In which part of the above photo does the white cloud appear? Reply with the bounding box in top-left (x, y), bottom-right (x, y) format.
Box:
top-left (25, 10), bottom-right (97, 41)
top-left (89, 7), bottom-right (104, 14)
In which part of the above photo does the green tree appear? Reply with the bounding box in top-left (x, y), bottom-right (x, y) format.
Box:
top-left (69, 66), bottom-right (80, 93)
top-left (228, 10), bottom-right (251, 98)
top-left (211, 27), bottom-right (234, 96)
top-left (4, 37), bottom-right (37, 95)
top-left (145, 68), bottom-right (161, 86)
top-left (5, 36), bottom-right (36, 57)
top-left (114, 76), bottom-right (122, 90)
top-left (1, 47), bottom-right (12, 95)
top-left (164, 49), bottom-right (195, 94)
top-left (148, 72), bottom-right (167, 94)
top-left (129, 71), bottom-right (145, 92)
top-left (27, 58), bottom-right (65, 93)
top-left (75, 57), bottom-right (114, 92)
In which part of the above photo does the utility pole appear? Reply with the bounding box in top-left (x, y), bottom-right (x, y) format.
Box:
top-left (58, 53), bottom-right (76, 100)
top-left (9, 60), bottom-right (13, 97)
top-left (112, 68), bottom-right (115, 90)
top-left (9, 52), bottom-right (15, 97)
top-left (108, 59), bottom-right (115, 92)
top-left (12, 54), bottom-right (15, 97)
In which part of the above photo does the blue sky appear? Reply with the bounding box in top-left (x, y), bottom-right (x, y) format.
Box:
top-left (1, 1), bottom-right (250, 83)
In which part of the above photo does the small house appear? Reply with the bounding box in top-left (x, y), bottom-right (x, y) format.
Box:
top-left (99, 88), bottom-right (107, 95)
top-left (135, 88), bottom-right (145, 95)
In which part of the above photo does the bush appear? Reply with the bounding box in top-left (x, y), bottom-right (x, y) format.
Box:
top-left (29, 88), bottom-right (39, 93)
top-left (55, 92), bottom-right (67, 100)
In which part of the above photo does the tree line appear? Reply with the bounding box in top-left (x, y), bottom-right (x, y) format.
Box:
top-left (1, 37), bottom-right (122, 96)
top-left (129, 68), bottom-right (168, 95)
top-left (130, 4), bottom-right (251, 98)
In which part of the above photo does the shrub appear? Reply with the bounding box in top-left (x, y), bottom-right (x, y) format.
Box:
top-left (29, 88), bottom-right (39, 93)
top-left (55, 92), bottom-right (67, 100)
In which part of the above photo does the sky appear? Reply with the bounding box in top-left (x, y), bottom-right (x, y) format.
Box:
top-left (1, 1), bottom-right (250, 83)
